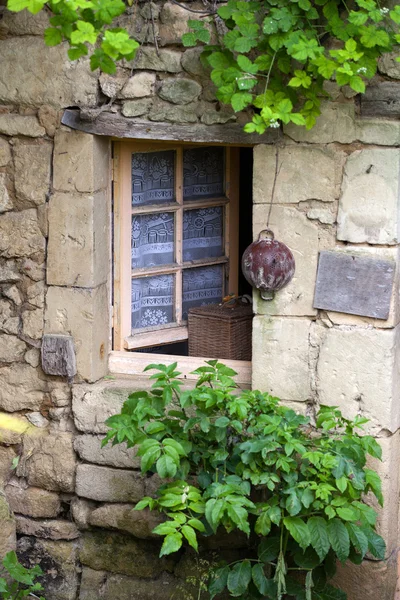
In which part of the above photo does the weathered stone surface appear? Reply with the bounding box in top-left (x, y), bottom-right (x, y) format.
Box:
top-left (0, 138), bottom-right (11, 166)
top-left (0, 8), bottom-right (50, 35)
top-left (201, 109), bottom-right (236, 125)
top-left (22, 308), bottom-right (44, 340)
top-left (0, 38), bottom-right (98, 108)
top-left (0, 209), bottom-right (45, 259)
top-left (6, 480), bottom-right (61, 517)
top-left (149, 99), bottom-right (198, 123)
top-left (21, 258), bottom-right (45, 282)
top-left (316, 324), bottom-right (400, 433)
top-left (99, 69), bottom-right (128, 98)
top-left (75, 464), bottom-right (145, 503)
top-left (253, 145), bottom-right (343, 204)
top-left (122, 98), bottom-right (153, 117)
top-left (159, 1), bottom-right (202, 45)
top-left (17, 431), bottom-right (76, 493)
top-left (0, 114), bottom-right (45, 137)
top-left (132, 47), bottom-right (182, 73)
top-left (80, 530), bottom-right (168, 578)
top-left (47, 191), bottom-right (108, 287)
top-left (70, 497), bottom-right (93, 530)
top-left (0, 300), bottom-right (19, 336)
top-left (356, 118), bottom-right (400, 146)
top-left (0, 173), bottom-right (12, 213)
top-left (15, 516), bottom-right (79, 540)
top-left (89, 504), bottom-right (163, 539)
top-left (44, 284), bottom-right (109, 382)
top-left (79, 568), bottom-right (178, 600)
top-left (74, 434), bottom-right (140, 468)
top-left (337, 148), bottom-right (400, 245)
top-left (284, 102), bottom-right (356, 143)
top-left (13, 140), bottom-right (52, 207)
top-left (0, 446), bottom-right (16, 485)
top-left (378, 47), bottom-right (400, 79)
top-left (306, 206), bottom-right (336, 225)
top-left (53, 130), bottom-right (109, 193)
top-left (3, 285), bottom-right (22, 306)
top-left (26, 412), bottom-right (49, 428)
top-left (38, 105), bottom-right (60, 137)
top-left (0, 412), bottom-right (31, 444)
top-left (0, 263), bottom-right (20, 283)
top-left (0, 495), bottom-right (16, 559)
top-left (0, 335), bottom-right (26, 362)
top-left (120, 72), bottom-right (156, 99)
top-left (158, 78), bottom-right (202, 104)
top-left (24, 348), bottom-right (40, 368)
top-left (26, 280), bottom-right (45, 309)
top-left (182, 47), bottom-right (207, 77)
top-left (0, 364), bottom-right (46, 411)
top-left (252, 316), bottom-right (312, 401)
top-left (361, 81), bottom-right (400, 118)
top-left (333, 555), bottom-right (397, 600)
top-left (140, 1), bottom-right (160, 20)
top-left (18, 536), bottom-right (79, 600)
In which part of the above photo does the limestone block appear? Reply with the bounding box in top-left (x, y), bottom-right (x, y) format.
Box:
top-left (333, 554), bottom-right (397, 600)
top-left (74, 434), bottom-right (140, 468)
top-left (140, 1), bottom-right (160, 20)
top-left (0, 412), bottom-right (31, 444)
top-left (0, 139), bottom-right (11, 166)
top-left (79, 568), bottom-right (177, 600)
top-left (149, 99), bottom-right (198, 123)
top-left (80, 530), bottom-right (168, 578)
top-left (119, 72), bottom-right (156, 99)
top-left (75, 464), bottom-right (145, 502)
top-left (17, 431), bottom-right (76, 493)
top-left (253, 145), bottom-right (343, 204)
top-left (0, 8), bottom-right (50, 35)
top-left (306, 206), bottom-right (336, 225)
top-left (0, 173), bottom-right (12, 214)
top-left (38, 105), bottom-right (60, 137)
top-left (53, 130), bottom-right (110, 194)
top-left (284, 102), bottom-right (356, 144)
top-left (0, 38), bottom-right (98, 108)
top-left (15, 515), bottom-right (79, 540)
top-left (0, 364), bottom-right (46, 412)
top-left (0, 209), bottom-right (45, 259)
top-left (17, 536), bottom-right (79, 600)
top-left (131, 47), bottom-right (182, 73)
top-left (89, 504), bottom-right (163, 538)
top-left (0, 335), bottom-right (26, 362)
top-left (0, 114), bottom-right (45, 137)
top-left (253, 205), bottom-right (334, 316)
top-left (316, 325), bottom-right (400, 433)
top-left (0, 495), bottom-right (16, 559)
top-left (20, 258), bottom-right (45, 282)
top-left (25, 348), bottom-right (40, 368)
top-left (0, 300), bottom-right (19, 336)
top-left (5, 480), bottom-right (61, 517)
top-left (3, 285), bottom-right (22, 306)
top-left (356, 118), bottom-right (400, 146)
top-left (337, 148), bottom-right (400, 244)
top-left (47, 191), bottom-right (109, 287)
top-left (22, 308), bottom-right (44, 340)
top-left (121, 98), bottom-right (153, 117)
top-left (252, 316), bottom-right (312, 401)
top-left (159, 1), bottom-right (201, 45)
top-left (182, 47), bottom-right (208, 77)
top-left (44, 284), bottom-right (109, 382)
top-left (99, 69), bottom-right (128, 98)
top-left (26, 280), bottom-right (45, 309)
top-left (201, 109), bottom-right (236, 125)
top-left (13, 140), bottom-right (52, 207)
top-left (0, 446), bottom-right (16, 485)
top-left (70, 497), bottom-right (93, 530)
top-left (158, 78), bottom-right (202, 105)
top-left (378, 47), bottom-right (400, 79)
top-left (26, 412), bottom-right (49, 428)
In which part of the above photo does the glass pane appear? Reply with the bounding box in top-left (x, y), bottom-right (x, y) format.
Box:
top-left (131, 274), bottom-right (175, 330)
top-left (183, 207), bottom-right (223, 262)
top-left (131, 213), bottom-right (174, 269)
top-left (183, 147), bottom-right (224, 201)
top-left (132, 151), bottom-right (175, 206)
top-left (182, 265), bottom-right (223, 320)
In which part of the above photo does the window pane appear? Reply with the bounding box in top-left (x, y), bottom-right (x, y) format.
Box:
top-left (183, 207), bottom-right (223, 262)
top-left (131, 213), bottom-right (174, 269)
top-left (182, 265), bottom-right (223, 320)
top-left (132, 274), bottom-right (175, 330)
top-left (132, 151), bottom-right (175, 206)
top-left (183, 147), bottom-right (224, 201)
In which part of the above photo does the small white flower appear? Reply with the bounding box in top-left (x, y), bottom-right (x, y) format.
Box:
top-left (269, 120), bottom-right (280, 129)
top-left (380, 7), bottom-right (389, 14)
top-left (357, 67), bottom-right (367, 74)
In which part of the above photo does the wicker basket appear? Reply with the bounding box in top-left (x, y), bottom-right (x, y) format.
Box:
top-left (188, 303), bottom-right (253, 361)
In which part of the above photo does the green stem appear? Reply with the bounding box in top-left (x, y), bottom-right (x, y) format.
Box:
top-left (264, 51), bottom-right (277, 94)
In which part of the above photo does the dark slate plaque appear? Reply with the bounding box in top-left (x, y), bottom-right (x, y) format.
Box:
top-left (41, 334), bottom-right (77, 380)
top-left (313, 251), bottom-right (395, 320)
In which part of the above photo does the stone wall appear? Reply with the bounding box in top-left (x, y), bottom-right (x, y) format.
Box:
top-left (0, 0), bottom-right (400, 598)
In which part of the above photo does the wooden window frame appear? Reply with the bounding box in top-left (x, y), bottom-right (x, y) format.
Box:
top-left (113, 140), bottom-right (240, 353)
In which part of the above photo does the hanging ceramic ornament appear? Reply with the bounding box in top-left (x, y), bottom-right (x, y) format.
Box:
top-left (241, 229), bottom-right (295, 300)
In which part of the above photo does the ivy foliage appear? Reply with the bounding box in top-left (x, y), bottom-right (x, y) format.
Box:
top-left (0, 551), bottom-right (46, 599)
top-left (104, 361), bottom-right (385, 600)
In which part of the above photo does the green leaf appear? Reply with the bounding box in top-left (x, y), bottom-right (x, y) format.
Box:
top-left (227, 560), bottom-right (252, 597)
top-left (182, 525), bottom-right (198, 551)
top-left (159, 532), bottom-right (183, 557)
top-left (44, 27), bottom-right (63, 46)
top-left (308, 516), bottom-right (330, 561)
top-left (269, 505), bottom-right (282, 525)
top-left (215, 416), bottom-right (230, 428)
top-left (286, 492), bottom-right (302, 516)
top-left (362, 526), bottom-right (386, 559)
top-left (255, 511), bottom-right (271, 536)
top-left (258, 536), bottom-right (280, 563)
top-left (336, 477), bottom-right (347, 493)
top-left (284, 516), bottom-right (311, 550)
top-left (346, 522), bottom-right (368, 558)
top-left (360, 26), bottom-right (390, 48)
top-left (6, 0), bottom-right (30, 12)
top-left (227, 503), bottom-right (250, 535)
top-left (349, 75), bottom-right (366, 93)
top-left (209, 566), bottom-right (229, 600)
top-left (71, 20), bottom-right (97, 45)
top-left (365, 468), bottom-right (383, 505)
top-left (208, 52), bottom-right (231, 70)
top-left (187, 518), bottom-right (205, 532)
top-left (68, 45), bottom-right (88, 60)
top-left (182, 32), bottom-right (197, 47)
top-left (336, 506), bottom-right (359, 522)
top-left (231, 92), bottom-right (253, 112)
top-left (156, 455), bottom-right (177, 478)
top-left (134, 497), bottom-right (153, 511)
top-left (141, 446), bottom-right (161, 472)
top-left (252, 563), bottom-right (277, 596)
top-left (327, 518), bottom-right (350, 561)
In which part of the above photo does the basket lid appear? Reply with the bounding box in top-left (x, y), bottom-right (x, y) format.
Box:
top-left (188, 303), bottom-right (253, 321)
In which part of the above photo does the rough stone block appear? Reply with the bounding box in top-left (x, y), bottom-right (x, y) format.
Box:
top-left (332, 554), bottom-right (397, 600)
top-left (253, 145), bottom-right (343, 204)
top-left (356, 118), bottom-right (400, 146)
top-left (5, 480), bottom-right (61, 517)
top-left (0, 114), bottom-right (45, 137)
top-left (47, 191), bottom-right (109, 287)
top-left (17, 431), bottom-right (76, 493)
top-left (22, 308), bottom-right (44, 340)
top-left (337, 148), bottom-right (400, 245)
top-left (201, 108), bottom-right (236, 125)
top-left (44, 284), bottom-right (109, 382)
top-left (75, 464), bottom-right (145, 503)
top-left (316, 324), bottom-right (400, 433)
top-left (79, 568), bottom-right (177, 600)
top-left (0, 8), bottom-right (50, 35)
top-left (148, 99), bottom-right (198, 123)
top-left (120, 72), bottom-right (156, 99)
top-left (252, 316), bottom-right (312, 401)
top-left (53, 130), bottom-right (110, 194)
top-left (378, 47), bottom-right (400, 79)
top-left (0, 37), bottom-right (97, 108)
top-left (0, 413), bottom-right (31, 444)
top-left (0, 335), bottom-right (26, 362)
top-left (0, 209), bottom-right (45, 259)
top-left (131, 47), bottom-right (182, 72)
top-left (13, 140), bottom-right (52, 207)
top-left (99, 69), bottom-right (128, 98)
top-left (284, 102), bottom-right (356, 144)
top-left (121, 98), bottom-right (153, 117)
top-left (158, 78), bottom-right (202, 104)
top-left (0, 364), bottom-right (46, 412)
top-left (89, 504), bottom-right (163, 539)
top-left (159, 1), bottom-right (202, 45)
top-left (74, 434), bottom-right (140, 468)
top-left (0, 138), bottom-right (11, 167)
top-left (41, 334), bottom-right (77, 379)
top-left (15, 516), bottom-right (80, 540)
top-left (0, 495), bottom-right (16, 559)
top-left (0, 446), bottom-right (17, 485)
top-left (0, 173), bottom-right (12, 214)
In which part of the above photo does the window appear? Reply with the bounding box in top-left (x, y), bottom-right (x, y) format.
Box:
top-left (112, 141), bottom-right (239, 353)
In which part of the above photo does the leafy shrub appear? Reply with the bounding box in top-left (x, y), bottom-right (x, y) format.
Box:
top-left (104, 361), bottom-right (385, 600)
top-left (0, 551), bottom-right (45, 599)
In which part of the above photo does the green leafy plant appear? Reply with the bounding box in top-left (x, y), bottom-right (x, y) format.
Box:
top-left (104, 361), bottom-right (385, 600)
top-left (0, 551), bottom-right (45, 599)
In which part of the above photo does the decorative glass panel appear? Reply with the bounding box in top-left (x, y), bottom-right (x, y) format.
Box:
top-left (182, 265), bottom-right (223, 320)
top-left (131, 274), bottom-right (174, 330)
top-left (183, 147), bottom-right (224, 201)
top-left (183, 207), bottom-right (223, 262)
top-left (132, 151), bottom-right (175, 205)
top-left (131, 213), bottom-right (174, 269)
